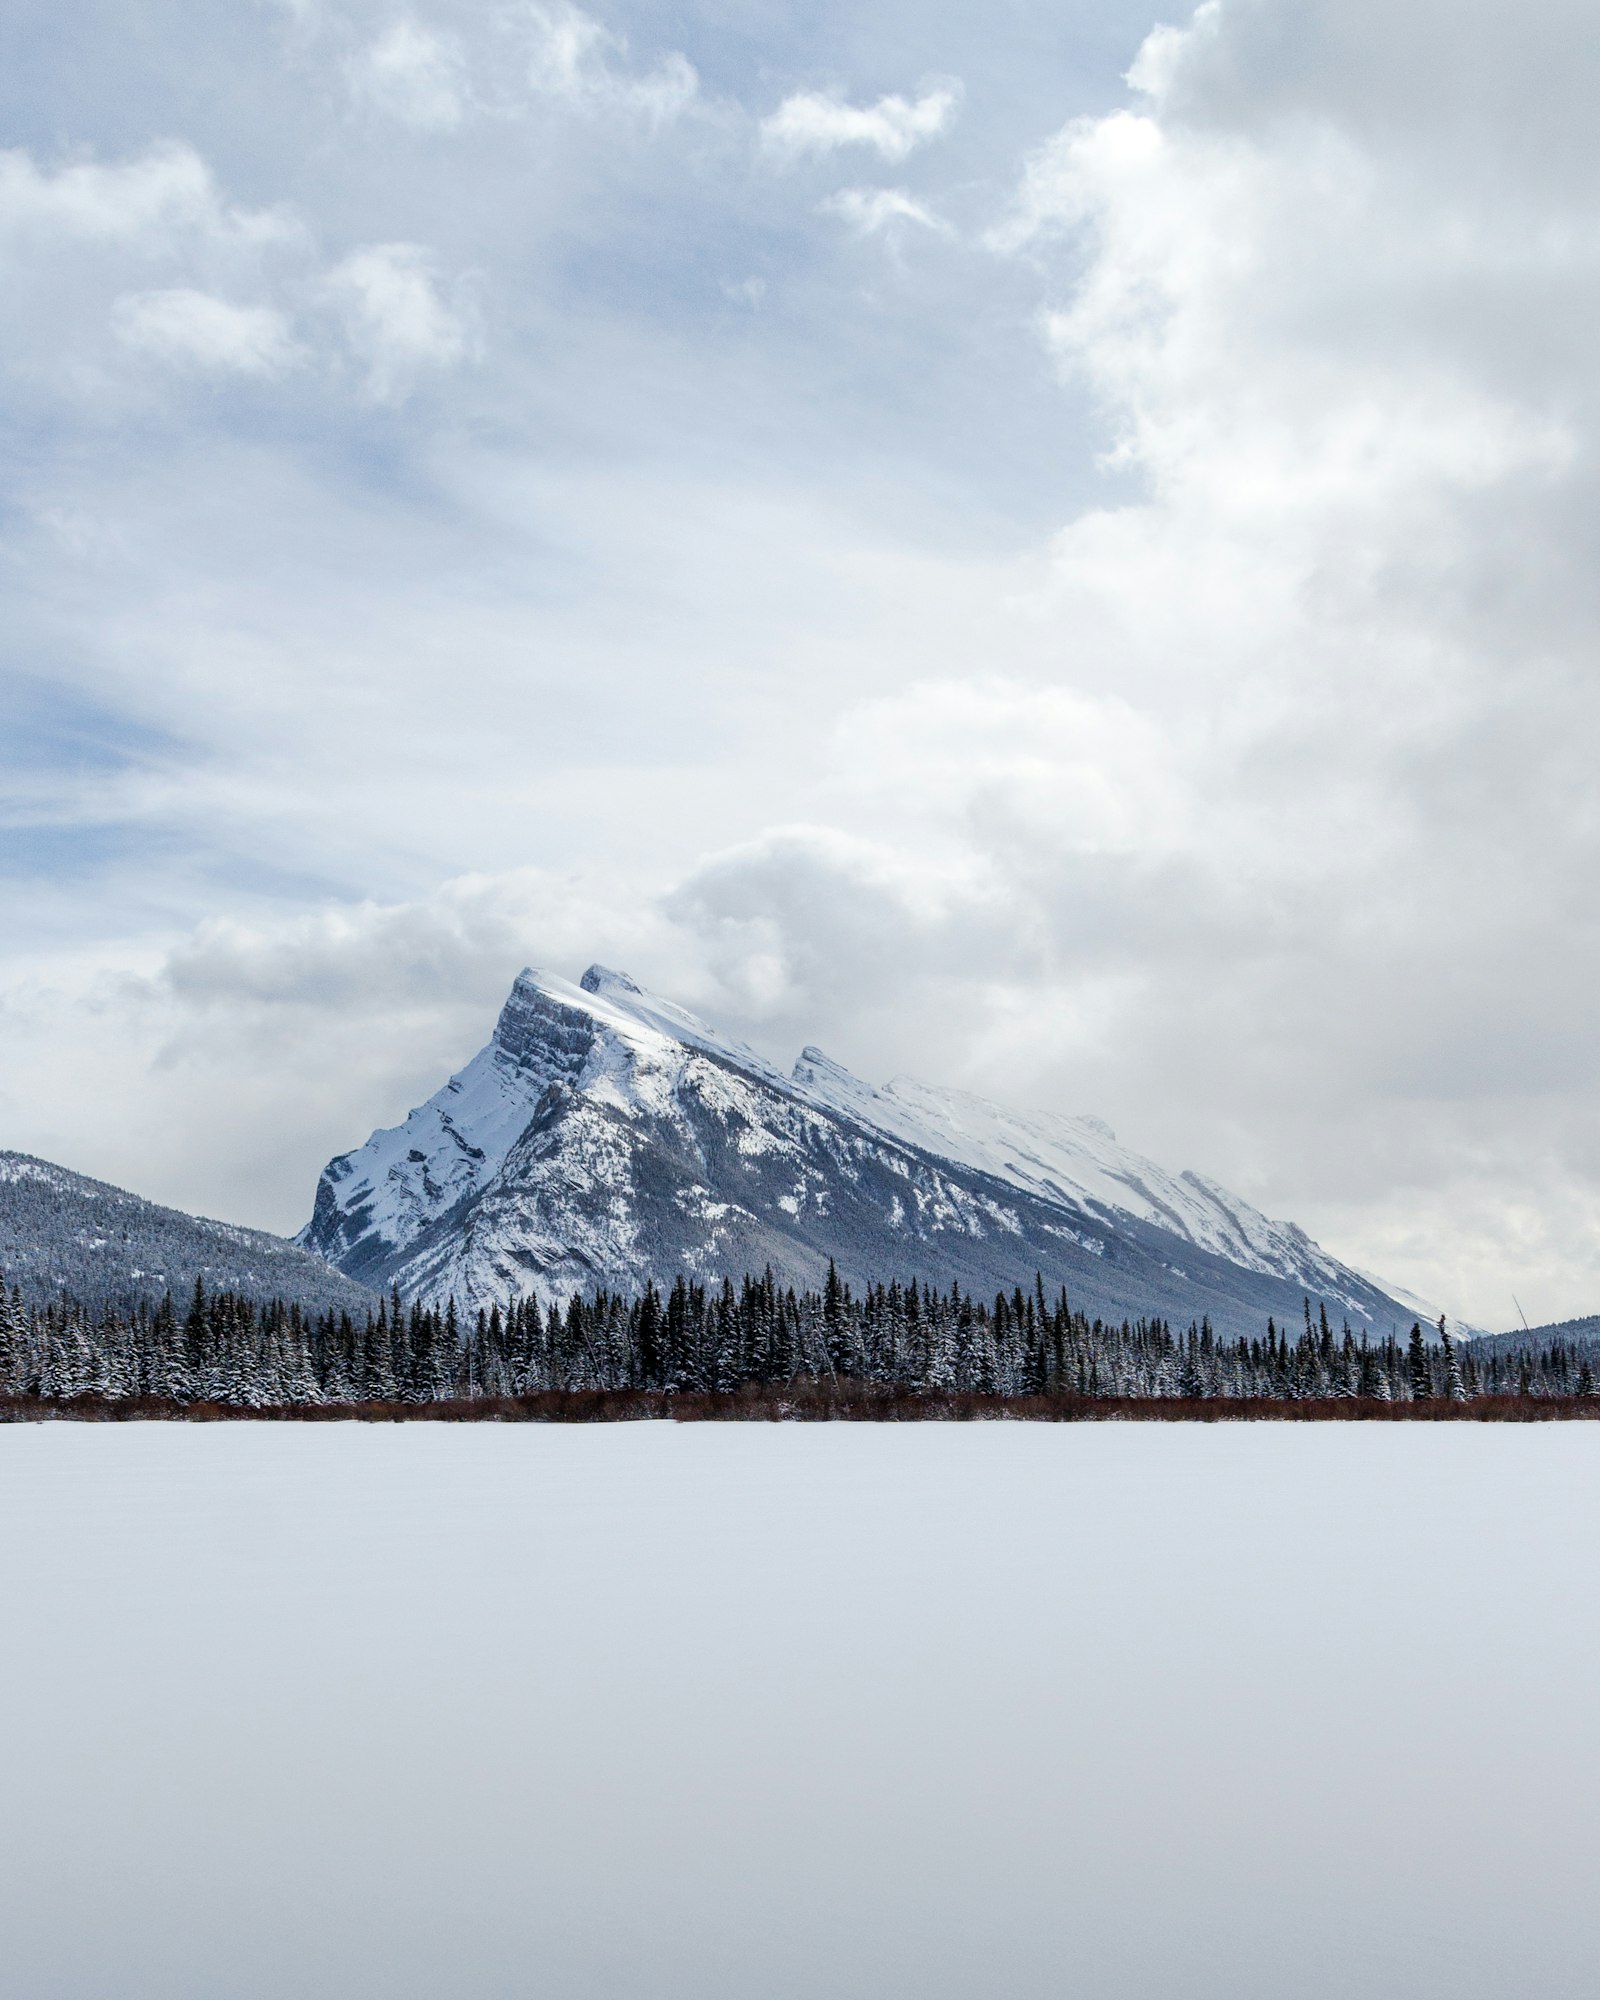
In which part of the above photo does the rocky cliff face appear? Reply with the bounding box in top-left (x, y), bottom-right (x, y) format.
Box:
top-left (300, 964), bottom-right (1424, 1337)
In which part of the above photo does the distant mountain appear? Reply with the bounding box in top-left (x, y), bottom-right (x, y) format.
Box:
top-left (0, 1153), bottom-right (376, 1314)
top-left (300, 964), bottom-right (1430, 1339)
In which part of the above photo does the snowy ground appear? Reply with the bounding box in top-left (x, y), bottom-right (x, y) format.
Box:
top-left (1, 1422), bottom-right (1596, 2000)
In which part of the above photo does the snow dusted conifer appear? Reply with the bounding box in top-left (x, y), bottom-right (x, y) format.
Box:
top-left (183, 1279), bottom-right (211, 1399)
top-left (398, 1301), bottom-right (428, 1405)
top-left (43, 1314), bottom-right (92, 1400)
top-left (36, 1316), bottom-right (63, 1399)
top-left (1333, 1328), bottom-right (1357, 1398)
top-left (712, 1278), bottom-right (738, 1392)
top-left (89, 1305), bottom-right (130, 1398)
top-left (562, 1295), bottom-right (586, 1390)
top-left (1178, 1327), bottom-right (1204, 1400)
top-left (823, 1257), bottom-right (843, 1353)
top-left (424, 1300), bottom-right (456, 1401)
top-left (435, 1298), bottom-right (458, 1398)
top-left (636, 1282), bottom-right (663, 1389)
top-left (482, 1302), bottom-right (511, 1396)
top-left (225, 1297), bottom-right (269, 1408)
top-left (0, 1277), bottom-right (20, 1394)
top-left (973, 1302), bottom-right (1000, 1395)
top-left (901, 1278), bottom-right (923, 1388)
top-left (320, 1312), bottom-right (356, 1403)
top-left (366, 1299), bottom-right (399, 1401)
top-left (1407, 1322), bottom-right (1433, 1401)
top-left (664, 1277), bottom-right (690, 1390)
top-left (925, 1289), bottom-right (956, 1391)
top-left (283, 1304), bottom-right (322, 1405)
top-left (1440, 1315), bottom-right (1467, 1402)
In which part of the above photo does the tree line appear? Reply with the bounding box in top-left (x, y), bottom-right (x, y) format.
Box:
top-left (2, 1265), bottom-right (1593, 1407)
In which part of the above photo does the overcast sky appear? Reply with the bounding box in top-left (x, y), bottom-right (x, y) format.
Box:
top-left (5, 0), bottom-right (1600, 1327)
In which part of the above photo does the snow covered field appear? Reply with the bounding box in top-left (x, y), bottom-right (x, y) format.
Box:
top-left (1, 1422), bottom-right (1596, 2000)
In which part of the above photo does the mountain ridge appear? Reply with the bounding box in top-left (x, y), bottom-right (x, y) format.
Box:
top-left (299, 963), bottom-right (1439, 1339)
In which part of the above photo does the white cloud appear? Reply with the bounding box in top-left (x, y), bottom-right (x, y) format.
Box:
top-left (822, 187), bottom-right (949, 237)
top-left (827, 679), bottom-right (1185, 859)
top-left (349, 17), bottom-right (471, 132)
top-left (0, 143), bottom-right (316, 398)
top-left (760, 80), bottom-right (961, 163)
top-left (0, 141), bottom-right (300, 255)
top-left (0, 143), bottom-right (476, 406)
top-left (522, 3), bottom-right (698, 125)
top-left (953, 0), bottom-right (1600, 1319)
top-left (112, 288), bottom-right (302, 375)
top-left (326, 241), bottom-right (476, 400)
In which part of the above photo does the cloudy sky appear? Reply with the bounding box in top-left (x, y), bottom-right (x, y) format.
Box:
top-left (4, 0), bottom-right (1599, 1326)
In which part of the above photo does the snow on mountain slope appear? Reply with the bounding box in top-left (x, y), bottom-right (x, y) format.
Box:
top-left (298, 966), bottom-right (768, 1281)
top-left (300, 964), bottom-right (1428, 1333)
top-left (792, 1053), bottom-right (1345, 1294)
top-left (0, 1152), bottom-right (375, 1313)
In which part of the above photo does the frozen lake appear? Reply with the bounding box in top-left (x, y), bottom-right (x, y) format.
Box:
top-left (1, 1420), bottom-right (1597, 2000)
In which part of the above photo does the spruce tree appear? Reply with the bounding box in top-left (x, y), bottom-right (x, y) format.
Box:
top-left (0, 1279), bottom-right (22, 1396)
top-left (1439, 1315), bottom-right (1467, 1402)
top-left (1407, 1322), bottom-right (1433, 1401)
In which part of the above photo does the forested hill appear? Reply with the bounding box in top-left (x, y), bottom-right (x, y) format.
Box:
top-left (0, 1153), bottom-right (375, 1315)
top-left (1464, 1318), bottom-right (1600, 1388)
top-left (1473, 1315), bottom-right (1600, 1354)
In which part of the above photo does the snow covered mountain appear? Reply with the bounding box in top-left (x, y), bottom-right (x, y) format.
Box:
top-left (301, 964), bottom-right (1426, 1339)
top-left (0, 1152), bottom-right (376, 1313)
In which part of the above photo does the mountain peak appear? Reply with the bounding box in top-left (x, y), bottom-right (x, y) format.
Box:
top-left (580, 964), bottom-right (642, 997)
top-left (301, 958), bottom-right (1435, 1333)
top-left (793, 1044), bottom-right (847, 1081)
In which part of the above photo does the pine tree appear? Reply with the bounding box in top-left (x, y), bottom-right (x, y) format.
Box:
top-left (636, 1282), bottom-right (663, 1389)
top-left (924, 1290), bottom-right (956, 1391)
top-left (0, 1277), bottom-right (20, 1395)
top-left (1178, 1327), bottom-right (1204, 1400)
top-left (1407, 1322), bottom-right (1433, 1401)
top-left (1439, 1315), bottom-right (1466, 1402)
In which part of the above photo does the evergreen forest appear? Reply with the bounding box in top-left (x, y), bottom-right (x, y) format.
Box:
top-left (2, 1266), bottom-right (1595, 1414)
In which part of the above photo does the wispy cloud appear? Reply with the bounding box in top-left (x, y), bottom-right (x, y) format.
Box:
top-left (522, 2), bottom-right (698, 125)
top-left (112, 289), bottom-right (303, 375)
top-left (0, 140), bottom-right (476, 404)
top-left (760, 80), bottom-right (960, 162)
top-left (822, 187), bottom-right (949, 237)
top-left (0, 140), bottom-right (300, 254)
top-left (348, 17), bottom-right (472, 132)
top-left (325, 241), bottom-right (477, 402)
